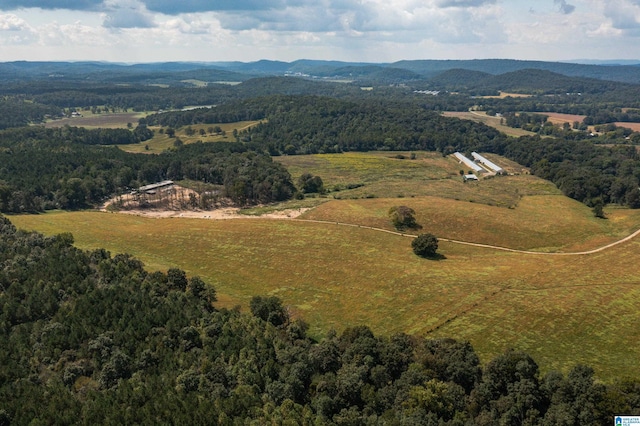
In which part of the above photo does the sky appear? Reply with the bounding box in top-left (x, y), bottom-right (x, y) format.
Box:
top-left (0, 0), bottom-right (639, 63)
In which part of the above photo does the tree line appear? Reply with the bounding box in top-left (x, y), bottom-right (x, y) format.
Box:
top-left (0, 215), bottom-right (638, 425)
top-left (0, 98), bottom-right (62, 130)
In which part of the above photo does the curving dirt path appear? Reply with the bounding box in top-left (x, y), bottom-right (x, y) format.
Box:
top-left (288, 218), bottom-right (640, 256)
top-left (108, 206), bottom-right (640, 256)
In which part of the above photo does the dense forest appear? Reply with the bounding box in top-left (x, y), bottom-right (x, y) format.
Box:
top-left (144, 95), bottom-right (508, 155)
top-left (1, 215), bottom-right (639, 425)
top-left (0, 98), bottom-right (61, 130)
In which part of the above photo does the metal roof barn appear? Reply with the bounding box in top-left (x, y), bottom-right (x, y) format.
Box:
top-left (453, 152), bottom-right (484, 173)
top-left (471, 152), bottom-right (504, 173)
top-left (137, 180), bottom-right (174, 193)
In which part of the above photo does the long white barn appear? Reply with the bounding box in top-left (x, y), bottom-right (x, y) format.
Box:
top-left (453, 152), bottom-right (483, 173)
top-left (471, 152), bottom-right (504, 174)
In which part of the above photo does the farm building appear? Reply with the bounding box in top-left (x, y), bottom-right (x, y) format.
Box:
top-left (453, 152), bottom-right (484, 173)
top-left (471, 152), bottom-right (504, 174)
top-left (463, 174), bottom-right (479, 181)
top-left (137, 180), bottom-right (174, 194)
top-left (131, 180), bottom-right (176, 208)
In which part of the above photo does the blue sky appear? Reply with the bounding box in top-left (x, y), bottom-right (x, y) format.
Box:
top-left (0, 0), bottom-right (638, 63)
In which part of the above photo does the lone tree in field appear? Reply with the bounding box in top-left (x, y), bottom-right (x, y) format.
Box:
top-left (389, 205), bottom-right (418, 230)
top-left (412, 233), bottom-right (439, 258)
top-left (298, 173), bottom-right (325, 194)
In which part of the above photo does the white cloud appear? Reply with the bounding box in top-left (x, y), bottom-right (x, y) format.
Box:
top-left (0, 12), bottom-right (29, 30)
top-left (0, 0), bottom-right (640, 62)
top-left (437, 0), bottom-right (497, 8)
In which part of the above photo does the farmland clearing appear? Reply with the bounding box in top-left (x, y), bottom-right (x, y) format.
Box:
top-left (120, 120), bottom-right (263, 153)
top-left (9, 151), bottom-right (640, 381)
top-left (45, 111), bottom-right (146, 129)
top-left (442, 110), bottom-right (536, 137)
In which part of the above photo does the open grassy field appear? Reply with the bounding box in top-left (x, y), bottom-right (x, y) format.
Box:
top-left (277, 151), bottom-right (553, 207)
top-left (120, 120), bottom-right (263, 153)
top-left (45, 111), bottom-right (146, 129)
top-left (542, 112), bottom-right (587, 126)
top-left (8, 151), bottom-right (640, 381)
top-left (44, 112), bottom-right (263, 154)
top-left (442, 110), bottom-right (536, 137)
top-left (9, 204), bottom-right (640, 381)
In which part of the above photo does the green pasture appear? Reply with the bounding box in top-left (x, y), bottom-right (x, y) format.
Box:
top-left (277, 152), bottom-right (559, 207)
top-left (120, 120), bottom-right (263, 153)
top-left (300, 195), bottom-right (640, 252)
top-left (9, 207), bottom-right (640, 381)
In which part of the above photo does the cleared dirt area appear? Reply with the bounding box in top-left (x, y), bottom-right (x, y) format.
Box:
top-left (541, 112), bottom-right (586, 125)
top-left (478, 92), bottom-right (533, 99)
top-left (102, 184), bottom-right (309, 220)
top-left (615, 122), bottom-right (640, 132)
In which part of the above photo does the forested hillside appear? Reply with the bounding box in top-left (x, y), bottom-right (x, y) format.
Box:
top-left (1, 215), bottom-right (638, 425)
top-left (144, 95), bottom-right (507, 154)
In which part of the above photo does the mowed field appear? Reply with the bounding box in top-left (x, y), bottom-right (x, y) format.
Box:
top-left (9, 152), bottom-right (640, 380)
top-left (542, 112), bottom-right (587, 126)
top-left (442, 111), bottom-right (536, 137)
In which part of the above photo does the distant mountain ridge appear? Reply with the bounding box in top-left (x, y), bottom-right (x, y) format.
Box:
top-left (1, 58), bottom-right (640, 85)
top-left (428, 68), bottom-right (636, 95)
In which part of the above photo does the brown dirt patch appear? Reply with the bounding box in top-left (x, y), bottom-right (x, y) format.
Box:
top-left (102, 184), bottom-right (309, 220)
top-left (540, 112), bottom-right (587, 125)
top-left (614, 122), bottom-right (640, 132)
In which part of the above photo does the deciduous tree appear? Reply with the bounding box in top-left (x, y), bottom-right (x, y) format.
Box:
top-left (412, 233), bottom-right (439, 258)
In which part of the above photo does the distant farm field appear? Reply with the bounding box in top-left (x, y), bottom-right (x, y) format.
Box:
top-left (442, 111), bottom-right (536, 137)
top-left (614, 122), bottom-right (640, 132)
top-left (277, 151), bottom-right (551, 207)
top-left (121, 120), bottom-right (263, 153)
top-left (8, 151), bottom-right (640, 381)
top-left (45, 112), bottom-right (145, 129)
top-left (477, 92), bottom-right (534, 99)
top-left (541, 112), bottom-right (587, 125)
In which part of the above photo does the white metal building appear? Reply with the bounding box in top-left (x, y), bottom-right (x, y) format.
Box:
top-left (471, 152), bottom-right (504, 174)
top-left (453, 152), bottom-right (484, 173)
